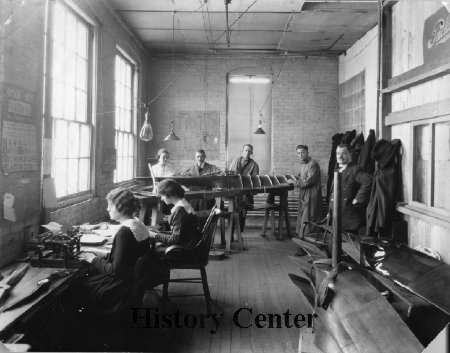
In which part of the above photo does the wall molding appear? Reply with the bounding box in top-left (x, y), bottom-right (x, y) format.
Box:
top-left (397, 204), bottom-right (450, 230)
top-left (385, 98), bottom-right (450, 125)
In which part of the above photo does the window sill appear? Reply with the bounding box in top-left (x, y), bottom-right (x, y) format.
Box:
top-left (396, 203), bottom-right (450, 230)
top-left (57, 192), bottom-right (95, 209)
top-left (113, 180), bottom-right (139, 189)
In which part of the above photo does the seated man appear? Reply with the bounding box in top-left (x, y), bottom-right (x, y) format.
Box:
top-left (183, 149), bottom-right (222, 211)
top-left (229, 144), bottom-right (259, 232)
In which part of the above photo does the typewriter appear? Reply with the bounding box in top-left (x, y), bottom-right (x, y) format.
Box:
top-left (28, 228), bottom-right (84, 268)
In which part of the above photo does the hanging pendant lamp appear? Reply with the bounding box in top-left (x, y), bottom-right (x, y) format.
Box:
top-left (254, 119), bottom-right (266, 135)
top-left (164, 121), bottom-right (180, 141)
top-left (139, 105), bottom-right (154, 142)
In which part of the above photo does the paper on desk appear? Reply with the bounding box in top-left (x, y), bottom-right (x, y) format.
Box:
top-left (80, 233), bottom-right (107, 245)
top-left (82, 247), bottom-right (109, 256)
top-left (92, 224), bottom-right (121, 238)
top-left (41, 222), bottom-right (63, 232)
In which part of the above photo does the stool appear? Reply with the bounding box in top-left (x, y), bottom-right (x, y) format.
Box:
top-left (256, 202), bottom-right (280, 238)
top-left (213, 208), bottom-right (244, 252)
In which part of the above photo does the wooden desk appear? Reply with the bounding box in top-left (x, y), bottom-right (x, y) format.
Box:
top-left (0, 265), bottom-right (80, 341)
top-left (135, 174), bottom-right (294, 240)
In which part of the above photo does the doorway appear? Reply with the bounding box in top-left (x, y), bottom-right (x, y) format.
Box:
top-left (227, 74), bottom-right (272, 174)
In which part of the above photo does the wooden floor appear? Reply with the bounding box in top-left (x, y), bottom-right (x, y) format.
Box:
top-left (139, 229), bottom-right (312, 353)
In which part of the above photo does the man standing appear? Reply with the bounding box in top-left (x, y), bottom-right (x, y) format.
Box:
top-left (229, 144), bottom-right (259, 176)
top-left (334, 144), bottom-right (373, 233)
top-left (183, 149), bottom-right (222, 211)
top-left (229, 144), bottom-right (260, 232)
top-left (288, 145), bottom-right (322, 236)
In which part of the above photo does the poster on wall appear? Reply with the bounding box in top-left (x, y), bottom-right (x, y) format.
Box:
top-left (1, 121), bottom-right (38, 172)
top-left (423, 6), bottom-right (450, 67)
top-left (3, 84), bottom-right (35, 123)
top-left (0, 84), bottom-right (38, 172)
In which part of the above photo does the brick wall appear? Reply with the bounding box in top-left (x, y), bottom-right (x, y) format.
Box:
top-left (0, 0), bottom-right (150, 266)
top-left (146, 55), bottom-right (338, 189)
top-left (0, 0), bottom-right (45, 265)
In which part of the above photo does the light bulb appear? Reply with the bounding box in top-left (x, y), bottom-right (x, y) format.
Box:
top-left (139, 112), bottom-right (153, 142)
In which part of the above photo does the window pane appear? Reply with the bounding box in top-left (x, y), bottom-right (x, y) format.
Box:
top-left (51, 81), bottom-right (64, 118)
top-left (414, 124), bottom-right (431, 204)
top-left (433, 121), bottom-right (450, 210)
top-left (64, 86), bottom-right (76, 120)
top-left (78, 158), bottom-right (89, 191)
top-left (65, 53), bottom-right (76, 85)
top-left (54, 158), bottom-right (67, 197)
top-left (66, 13), bottom-right (77, 51)
top-left (67, 158), bottom-right (78, 194)
top-left (128, 134), bottom-right (134, 156)
top-left (53, 4), bottom-right (65, 43)
top-left (80, 124), bottom-right (90, 157)
top-left (53, 45), bottom-right (65, 78)
top-left (68, 122), bottom-right (80, 158)
top-left (76, 57), bottom-right (87, 90)
top-left (77, 22), bottom-right (88, 58)
top-left (76, 89), bottom-right (87, 122)
top-left (54, 120), bottom-right (68, 159)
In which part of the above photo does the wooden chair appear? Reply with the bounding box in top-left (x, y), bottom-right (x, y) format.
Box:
top-left (162, 207), bottom-right (220, 314)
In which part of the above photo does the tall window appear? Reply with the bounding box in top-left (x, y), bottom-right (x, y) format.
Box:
top-left (114, 53), bottom-right (136, 183)
top-left (51, 1), bottom-right (93, 198)
top-left (413, 118), bottom-right (450, 214)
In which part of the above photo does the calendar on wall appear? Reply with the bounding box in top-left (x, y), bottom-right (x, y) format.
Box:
top-left (1, 121), bottom-right (38, 172)
top-left (1, 84), bottom-right (38, 173)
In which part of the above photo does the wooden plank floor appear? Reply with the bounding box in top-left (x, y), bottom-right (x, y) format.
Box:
top-left (140, 229), bottom-right (313, 353)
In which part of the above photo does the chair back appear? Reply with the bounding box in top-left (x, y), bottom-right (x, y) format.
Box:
top-left (128, 252), bottom-right (148, 308)
top-left (164, 206), bottom-right (219, 267)
top-left (196, 207), bottom-right (220, 266)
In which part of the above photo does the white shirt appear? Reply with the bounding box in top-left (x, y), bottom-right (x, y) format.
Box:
top-left (151, 162), bottom-right (175, 177)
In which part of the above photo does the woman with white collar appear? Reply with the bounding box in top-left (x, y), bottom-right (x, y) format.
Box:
top-left (151, 148), bottom-right (175, 177)
top-left (151, 178), bottom-right (199, 248)
top-left (75, 188), bottom-right (151, 313)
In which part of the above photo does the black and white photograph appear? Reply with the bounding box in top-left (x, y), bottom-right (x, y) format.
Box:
top-left (0, 0), bottom-right (449, 352)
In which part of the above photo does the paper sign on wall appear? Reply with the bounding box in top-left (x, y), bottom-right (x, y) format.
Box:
top-left (3, 193), bottom-right (16, 222)
top-left (1, 120), bottom-right (38, 172)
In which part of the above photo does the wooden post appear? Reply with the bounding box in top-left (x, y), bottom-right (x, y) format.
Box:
top-left (332, 171), bottom-right (342, 268)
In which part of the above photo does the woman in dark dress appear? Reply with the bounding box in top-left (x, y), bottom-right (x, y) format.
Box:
top-left (74, 188), bottom-right (151, 314)
top-left (151, 179), bottom-right (200, 248)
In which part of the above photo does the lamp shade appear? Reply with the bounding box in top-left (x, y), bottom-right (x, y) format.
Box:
top-left (164, 121), bottom-right (180, 141)
top-left (253, 120), bottom-right (266, 135)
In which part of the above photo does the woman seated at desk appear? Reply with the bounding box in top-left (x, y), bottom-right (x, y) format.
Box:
top-left (150, 178), bottom-right (200, 248)
top-left (69, 188), bottom-right (151, 314)
top-left (151, 148), bottom-right (175, 177)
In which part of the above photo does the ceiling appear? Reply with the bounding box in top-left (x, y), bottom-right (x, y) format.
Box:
top-left (109, 0), bottom-right (379, 56)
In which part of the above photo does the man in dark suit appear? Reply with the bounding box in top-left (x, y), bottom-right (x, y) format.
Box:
top-left (333, 144), bottom-right (373, 233)
top-left (183, 149), bottom-right (222, 211)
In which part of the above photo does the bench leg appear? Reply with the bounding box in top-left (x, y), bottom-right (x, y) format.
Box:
top-left (271, 209), bottom-right (276, 235)
top-left (261, 208), bottom-right (270, 237)
top-left (220, 217), bottom-right (226, 246)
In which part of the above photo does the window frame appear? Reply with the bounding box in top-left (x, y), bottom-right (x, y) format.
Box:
top-left (410, 115), bottom-right (450, 218)
top-left (45, 0), bottom-right (97, 204)
top-left (113, 47), bottom-right (138, 184)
